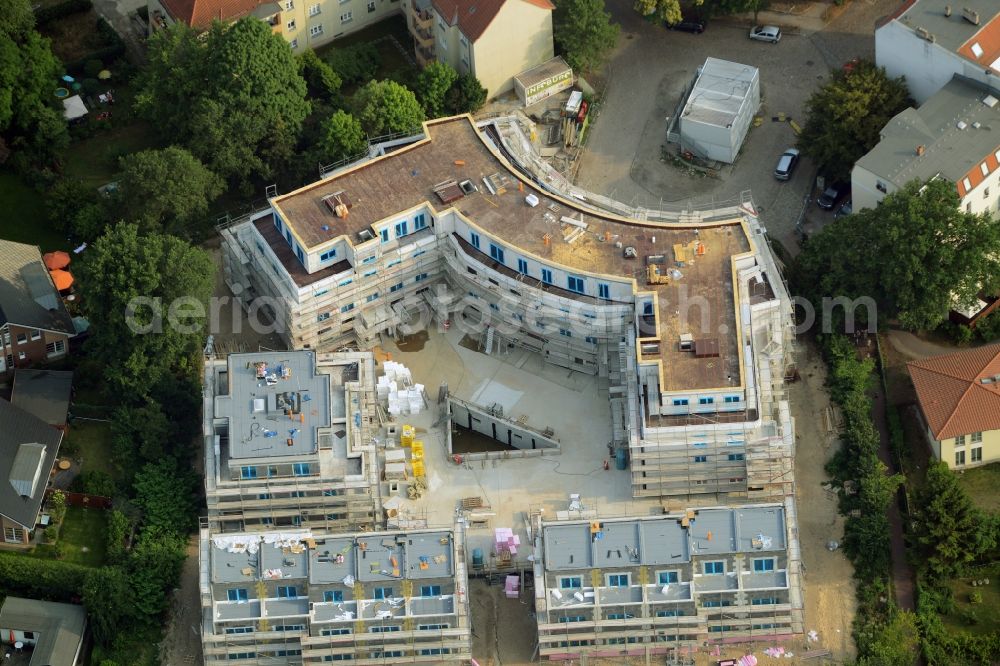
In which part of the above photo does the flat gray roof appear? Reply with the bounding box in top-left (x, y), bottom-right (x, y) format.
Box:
top-left (310, 537), bottom-right (356, 584)
top-left (892, 0), bottom-right (999, 59)
top-left (857, 77), bottom-right (1000, 185)
top-left (681, 57), bottom-right (758, 129)
top-left (215, 351), bottom-right (331, 460)
top-left (261, 543), bottom-right (309, 579)
top-left (543, 505), bottom-right (786, 573)
top-left (212, 545), bottom-right (260, 585)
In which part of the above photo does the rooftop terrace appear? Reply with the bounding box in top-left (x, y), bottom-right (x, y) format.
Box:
top-left (215, 351), bottom-right (331, 460)
top-left (269, 117), bottom-right (750, 391)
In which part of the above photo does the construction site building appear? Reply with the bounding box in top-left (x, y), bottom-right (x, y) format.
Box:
top-left (218, 115), bottom-right (797, 506)
top-left (199, 526), bottom-right (472, 664)
top-left (532, 501), bottom-right (803, 660)
top-left (202, 350), bottom-right (381, 534)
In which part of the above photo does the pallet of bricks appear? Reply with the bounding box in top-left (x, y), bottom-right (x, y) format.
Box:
top-left (401, 424), bottom-right (426, 477)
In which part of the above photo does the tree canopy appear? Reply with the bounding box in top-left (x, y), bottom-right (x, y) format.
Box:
top-left (445, 74), bottom-right (488, 115)
top-left (298, 48), bottom-right (342, 100)
top-left (555, 0), bottom-right (620, 73)
top-left (77, 223), bottom-right (215, 396)
top-left (319, 110), bottom-right (367, 163)
top-left (416, 61), bottom-right (459, 118)
top-left (797, 60), bottom-right (911, 182)
top-left (794, 179), bottom-right (1000, 331)
top-left (634, 0), bottom-right (697, 26)
top-left (137, 18), bottom-right (311, 188)
top-left (353, 79), bottom-right (425, 137)
top-left (114, 146), bottom-right (224, 237)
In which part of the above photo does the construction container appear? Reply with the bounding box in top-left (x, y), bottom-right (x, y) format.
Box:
top-left (615, 447), bottom-right (628, 470)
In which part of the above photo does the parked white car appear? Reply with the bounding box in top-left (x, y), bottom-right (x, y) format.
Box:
top-left (749, 25), bottom-right (781, 43)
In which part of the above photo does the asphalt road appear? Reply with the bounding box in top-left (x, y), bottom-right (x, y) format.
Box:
top-left (576, 0), bottom-right (901, 252)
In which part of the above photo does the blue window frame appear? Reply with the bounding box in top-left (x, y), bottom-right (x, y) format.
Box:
top-left (293, 462), bottom-right (310, 476)
top-left (607, 573), bottom-right (629, 587)
top-left (395, 220), bottom-right (408, 237)
top-left (227, 588), bottom-right (249, 602)
top-left (373, 587), bottom-right (393, 600)
top-left (470, 232), bottom-right (480, 249)
top-left (362, 255), bottom-right (376, 264)
top-left (315, 288), bottom-right (329, 297)
top-left (419, 623), bottom-right (449, 630)
top-left (694, 455), bottom-right (708, 463)
top-left (567, 275), bottom-right (585, 293)
top-left (369, 626), bottom-right (401, 633)
top-left (699, 397), bottom-right (715, 405)
top-left (366, 292), bottom-right (379, 302)
top-left (656, 610), bottom-right (683, 617)
top-left (419, 585), bottom-right (441, 597)
top-left (560, 577), bottom-right (582, 589)
top-left (489, 243), bottom-right (505, 263)
top-left (380, 228), bottom-right (389, 243)
top-left (258, 493), bottom-right (270, 500)
top-left (323, 488), bottom-right (338, 496)
top-left (598, 283), bottom-right (610, 299)
top-left (273, 625), bottom-right (305, 632)
top-left (338, 278), bottom-right (353, 287)
top-left (607, 612), bottom-right (634, 620)
top-left (363, 269), bottom-right (377, 277)
top-left (703, 561), bottom-right (724, 575)
top-left (324, 590), bottom-right (344, 602)
top-left (261, 517), bottom-right (273, 526)
top-left (672, 399), bottom-right (689, 406)
top-left (728, 453), bottom-right (745, 461)
top-left (753, 558), bottom-right (775, 572)
top-left (321, 628), bottom-right (351, 636)
top-left (415, 273), bottom-right (428, 282)
top-left (703, 600), bottom-right (732, 608)
top-left (274, 215), bottom-right (283, 232)
top-left (296, 246), bottom-right (304, 263)
top-left (240, 466), bottom-right (257, 479)
top-left (643, 301), bottom-right (654, 315)
top-left (317, 312), bottom-right (330, 322)
top-left (323, 656), bottom-right (353, 661)
top-left (390, 282), bottom-right (403, 292)
top-left (558, 616), bottom-right (586, 623)
top-left (386, 259), bottom-right (401, 268)
top-left (751, 597), bottom-right (778, 605)
top-left (285, 230), bottom-right (292, 245)
top-left (414, 213), bottom-right (427, 230)
top-left (708, 625), bottom-right (732, 632)
top-left (341, 303), bottom-right (355, 313)
top-left (724, 395), bottom-right (740, 403)
top-left (277, 585), bottom-right (297, 598)
top-left (559, 328), bottom-right (572, 337)
top-left (229, 652), bottom-right (256, 660)
top-left (541, 268), bottom-right (553, 284)
top-left (517, 258), bottom-right (529, 274)
top-left (320, 249), bottom-right (337, 262)
top-left (290, 490), bottom-right (306, 498)
top-left (225, 626), bottom-right (253, 634)
top-left (658, 571), bottom-right (679, 584)
top-left (371, 651), bottom-right (402, 659)
top-left (585, 336), bottom-right (597, 344)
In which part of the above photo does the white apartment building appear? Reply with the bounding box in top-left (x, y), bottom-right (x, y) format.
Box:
top-left (220, 115), bottom-right (797, 507)
top-left (852, 76), bottom-right (1000, 216)
top-left (875, 0), bottom-right (1000, 105)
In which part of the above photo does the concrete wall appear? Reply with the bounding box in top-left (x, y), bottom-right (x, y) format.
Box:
top-left (470, 1), bottom-right (554, 98)
top-left (448, 398), bottom-right (560, 458)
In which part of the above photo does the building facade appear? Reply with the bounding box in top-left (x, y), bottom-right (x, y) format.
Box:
top-left (0, 240), bottom-right (74, 375)
top-left (533, 503), bottom-right (803, 659)
top-left (200, 527), bottom-right (472, 663)
top-left (852, 77), bottom-right (1000, 216)
top-left (875, 0), bottom-right (1000, 105)
top-left (908, 342), bottom-right (1000, 469)
top-left (220, 115), bottom-right (797, 506)
top-left (202, 350), bottom-right (382, 534)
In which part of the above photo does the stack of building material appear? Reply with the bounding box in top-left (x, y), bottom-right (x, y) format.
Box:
top-left (494, 528), bottom-right (520, 557)
top-left (504, 575), bottom-right (520, 599)
top-left (378, 361), bottom-right (425, 416)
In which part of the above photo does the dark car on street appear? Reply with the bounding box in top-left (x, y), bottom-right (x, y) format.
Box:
top-left (668, 17), bottom-right (706, 33)
top-left (817, 182), bottom-right (850, 209)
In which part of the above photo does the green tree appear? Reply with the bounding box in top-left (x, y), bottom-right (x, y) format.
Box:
top-left (83, 566), bottom-right (135, 646)
top-left (416, 61), bottom-right (458, 118)
top-left (353, 79), bottom-right (425, 137)
top-left (555, 0), bottom-right (620, 72)
top-left (325, 43), bottom-right (380, 87)
top-left (133, 460), bottom-right (198, 535)
top-left (106, 510), bottom-right (131, 564)
top-left (798, 60), bottom-right (911, 182)
top-left (77, 224), bottom-right (214, 396)
top-left (128, 527), bottom-right (188, 620)
top-left (704, 0), bottom-right (770, 22)
top-left (856, 610), bottom-right (920, 666)
top-left (445, 74), bottom-right (488, 115)
top-left (46, 178), bottom-right (110, 240)
top-left (136, 18), bottom-right (311, 187)
top-left (115, 147), bottom-right (224, 237)
top-left (111, 402), bottom-right (172, 481)
top-left (298, 48), bottom-right (342, 99)
top-left (0, 0), bottom-right (34, 39)
top-left (795, 179), bottom-right (1000, 331)
top-left (318, 110), bottom-right (367, 163)
top-left (913, 462), bottom-right (996, 578)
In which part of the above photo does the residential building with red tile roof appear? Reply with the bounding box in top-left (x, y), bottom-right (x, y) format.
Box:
top-left (907, 342), bottom-right (1000, 468)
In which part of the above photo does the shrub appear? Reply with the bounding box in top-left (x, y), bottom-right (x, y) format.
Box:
top-left (44, 525), bottom-right (60, 543)
top-left (969, 590), bottom-right (983, 604)
top-left (0, 552), bottom-right (89, 600)
top-left (34, 0), bottom-right (94, 26)
top-left (326, 43), bottom-right (380, 86)
top-left (82, 78), bottom-right (101, 95)
top-left (84, 58), bottom-right (104, 78)
top-left (79, 470), bottom-right (117, 497)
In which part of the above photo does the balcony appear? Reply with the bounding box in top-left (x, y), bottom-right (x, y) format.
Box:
top-left (414, 26), bottom-right (433, 46)
top-left (411, 0), bottom-right (433, 29)
top-left (416, 44), bottom-right (435, 67)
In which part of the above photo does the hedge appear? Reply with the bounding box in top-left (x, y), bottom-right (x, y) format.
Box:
top-left (34, 0), bottom-right (94, 26)
top-left (0, 551), bottom-right (89, 601)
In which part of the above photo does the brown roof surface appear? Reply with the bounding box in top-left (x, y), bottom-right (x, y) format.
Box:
top-left (431, 0), bottom-right (553, 42)
top-left (907, 343), bottom-right (1000, 440)
top-left (161, 0), bottom-right (278, 28)
top-left (271, 117), bottom-right (754, 392)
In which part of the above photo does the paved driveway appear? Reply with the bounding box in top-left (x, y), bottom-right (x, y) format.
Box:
top-left (576, 0), bottom-right (899, 251)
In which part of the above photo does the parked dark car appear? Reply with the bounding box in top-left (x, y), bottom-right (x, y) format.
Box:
top-left (774, 148), bottom-right (800, 180)
top-left (817, 182), bottom-right (850, 209)
top-left (668, 17), bottom-right (707, 33)
top-left (834, 199), bottom-right (853, 218)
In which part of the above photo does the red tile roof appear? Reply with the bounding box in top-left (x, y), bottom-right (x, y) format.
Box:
top-left (907, 343), bottom-right (1000, 440)
top-left (431, 0), bottom-right (553, 43)
top-left (161, 0), bottom-right (277, 29)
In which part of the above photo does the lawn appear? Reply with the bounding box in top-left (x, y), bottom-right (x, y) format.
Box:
top-left (941, 564), bottom-right (1000, 635)
top-left (63, 119), bottom-right (161, 190)
top-left (0, 172), bottom-right (65, 250)
top-left (957, 462), bottom-right (1000, 513)
top-left (64, 420), bottom-right (116, 479)
top-left (40, 506), bottom-right (108, 567)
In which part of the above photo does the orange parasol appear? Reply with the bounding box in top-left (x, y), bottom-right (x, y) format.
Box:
top-left (43, 251), bottom-right (71, 270)
top-left (49, 269), bottom-right (74, 291)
